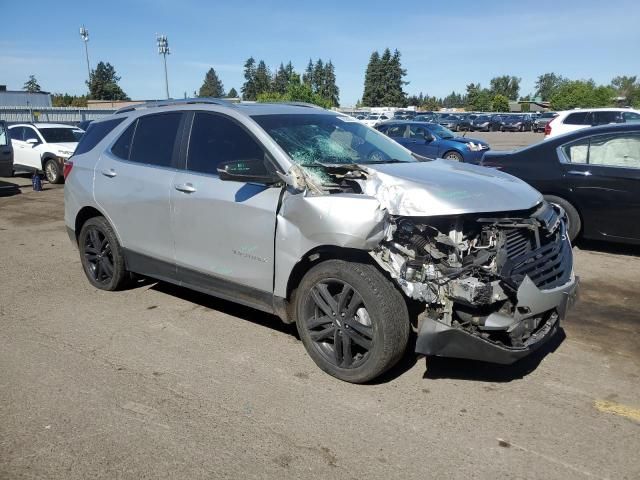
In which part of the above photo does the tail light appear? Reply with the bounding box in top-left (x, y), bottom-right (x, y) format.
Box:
top-left (63, 160), bottom-right (74, 179)
top-left (544, 118), bottom-right (554, 136)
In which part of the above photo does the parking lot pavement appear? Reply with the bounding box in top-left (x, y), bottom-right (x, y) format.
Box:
top-left (466, 131), bottom-right (545, 150)
top-left (1, 159), bottom-right (639, 479)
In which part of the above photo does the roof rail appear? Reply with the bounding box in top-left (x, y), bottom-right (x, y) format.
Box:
top-left (115, 97), bottom-right (234, 114)
top-left (279, 102), bottom-right (325, 109)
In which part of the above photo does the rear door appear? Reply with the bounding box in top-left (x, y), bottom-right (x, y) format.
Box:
top-left (93, 112), bottom-right (185, 276)
top-left (561, 132), bottom-right (640, 241)
top-left (591, 111), bottom-right (623, 127)
top-left (0, 122), bottom-right (12, 177)
top-left (171, 111), bottom-right (282, 294)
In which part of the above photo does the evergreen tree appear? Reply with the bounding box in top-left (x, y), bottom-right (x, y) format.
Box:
top-left (303, 59), bottom-right (314, 87)
top-left (23, 75), bottom-right (41, 93)
top-left (87, 62), bottom-right (129, 100)
top-left (362, 51), bottom-right (382, 106)
top-left (312, 59), bottom-right (325, 94)
top-left (254, 60), bottom-right (272, 95)
top-left (198, 67), bottom-right (225, 97)
top-left (241, 57), bottom-right (257, 101)
top-left (323, 61), bottom-right (339, 107)
top-left (379, 49), bottom-right (407, 106)
top-left (535, 73), bottom-right (567, 101)
top-left (492, 94), bottom-right (510, 112)
top-left (227, 87), bottom-right (238, 98)
top-left (273, 63), bottom-right (290, 94)
top-left (489, 75), bottom-right (521, 100)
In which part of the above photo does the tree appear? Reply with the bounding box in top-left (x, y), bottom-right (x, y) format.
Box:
top-left (241, 57), bottom-right (257, 100)
top-left (465, 83), bottom-right (492, 111)
top-left (227, 87), bottom-right (238, 98)
top-left (535, 73), bottom-right (567, 101)
top-left (362, 51), bottom-right (382, 106)
top-left (87, 62), bottom-right (129, 100)
top-left (302, 59), bottom-right (314, 87)
top-left (323, 61), bottom-right (340, 107)
top-left (490, 75), bottom-right (521, 100)
top-left (257, 72), bottom-right (332, 109)
top-left (492, 94), bottom-right (510, 112)
top-left (254, 60), bottom-right (272, 96)
top-left (550, 80), bottom-right (615, 110)
top-left (272, 63), bottom-right (290, 94)
top-left (51, 93), bottom-right (87, 107)
top-left (610, 75), bottom-right (640, 107)
top-left (23, 75), bottom-right (41, 93)
top-left (198, 67), bottom-right (225, 97)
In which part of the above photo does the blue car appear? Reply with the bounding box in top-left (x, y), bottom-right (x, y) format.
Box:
top-left (376, 121), bottom-right (490, 163)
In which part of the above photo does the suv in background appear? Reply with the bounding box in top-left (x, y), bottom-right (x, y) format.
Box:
top-left (9, 123), bottom-right (80, 183)
top-left (545, 108), bottom-right (640, 138)
top-left (533, 112), bottom-right (557, 132)
top-left (64, 99), bottom-right (577, 383)
top-left (0, 121), bottom-right (12, 178)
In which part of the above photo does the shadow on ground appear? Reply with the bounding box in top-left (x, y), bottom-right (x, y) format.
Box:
top-left (0, 180), bottom-right (21, 197)
top-left (577, 239), bottom-right (640, 257)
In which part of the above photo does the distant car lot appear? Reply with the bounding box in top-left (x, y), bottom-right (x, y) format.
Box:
top-left (0, 130), bottom-right (639, 478)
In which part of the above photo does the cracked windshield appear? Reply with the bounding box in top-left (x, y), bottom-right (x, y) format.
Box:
top-left (252, 113), bottom-right (417, 183)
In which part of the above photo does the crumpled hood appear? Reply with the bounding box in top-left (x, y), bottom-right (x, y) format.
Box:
top-left (359, 159), bottom-right (542, 216)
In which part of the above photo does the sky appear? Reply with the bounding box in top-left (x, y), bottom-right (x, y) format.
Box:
top-left (1, 0), bottom-right (639, 106)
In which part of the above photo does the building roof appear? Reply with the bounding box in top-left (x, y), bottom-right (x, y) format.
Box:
top-left (0, 90), bottom-right (52, 108)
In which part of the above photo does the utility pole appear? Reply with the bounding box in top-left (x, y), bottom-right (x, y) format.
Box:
top-left (79, 26), bottom-right (91, 87)
top-left (156, 35), bottom-right (170, 99)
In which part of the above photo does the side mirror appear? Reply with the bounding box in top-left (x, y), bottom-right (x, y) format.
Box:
top-left (26, 138), bottom-right (39, 146)
top-left (217, 158), bottom-right (280, 184)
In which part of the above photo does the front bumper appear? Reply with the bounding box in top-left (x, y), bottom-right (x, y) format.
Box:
top-left (415, 275), bottom-right (579, 364)
top-left (502, 124), bottom-right (522, 131)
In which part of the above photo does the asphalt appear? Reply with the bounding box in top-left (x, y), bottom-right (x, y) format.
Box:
top-left (1, 132), bottom-right (639, 479)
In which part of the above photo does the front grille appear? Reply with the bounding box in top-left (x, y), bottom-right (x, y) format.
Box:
top-left (500, 223), bottom-right (572, 290)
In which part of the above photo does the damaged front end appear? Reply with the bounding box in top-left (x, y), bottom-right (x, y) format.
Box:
top-left (370, 201), bottom-right (578, 364)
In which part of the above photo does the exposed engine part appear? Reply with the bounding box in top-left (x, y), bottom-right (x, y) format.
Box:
top-left (371, 202), bottom-right (572, 351)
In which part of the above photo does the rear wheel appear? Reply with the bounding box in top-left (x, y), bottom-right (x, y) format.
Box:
top-left (295, 260), bottom-right (410, 383)
top-left (78, 217), bottom-right (129, 290)
top-left (44, 158), bottom-right (63, 184)
top-left (544, 195), bottom-right (581, 242)
top-left (443, 150), bottom-right (463, 162)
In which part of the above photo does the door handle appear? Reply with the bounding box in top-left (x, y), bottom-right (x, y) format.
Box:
top-left (174, 183), bottom-right (196, 193)
top-left (101, 169), bottom-right (117, 178)
top-left (567, 170), bottom-right (592, 176)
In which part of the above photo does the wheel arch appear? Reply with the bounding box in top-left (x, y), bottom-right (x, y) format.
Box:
top-left (40, 152), bottom-right (59, 169)
top-left (541, 192), bottom-right (584, 238)
top-left (74, 206), bottom-right (109, 243)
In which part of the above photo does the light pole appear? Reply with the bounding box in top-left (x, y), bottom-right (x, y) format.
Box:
top-left (157, 35), bottom-right (170, 99)
top-left (79, 25), bottom-right (91, 86)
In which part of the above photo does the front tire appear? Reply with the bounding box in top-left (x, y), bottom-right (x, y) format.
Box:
top-left (295, 260), bottom-right (410, 383)
top-left (43, 158), bottom-right (63, 184)
top-left (443, 150), bottom-right (463, 162)
top-left (544, 195), bottom-right (581, 242)
top-left (78, 217), bottom-right (129, 291)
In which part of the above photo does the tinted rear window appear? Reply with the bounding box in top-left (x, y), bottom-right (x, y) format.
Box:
top-left (74, 118), bottom-right (125, 156)
top-left (564, 112), bottom-right (589, 125)
top-left (39, 128), bottom-right (78, 143)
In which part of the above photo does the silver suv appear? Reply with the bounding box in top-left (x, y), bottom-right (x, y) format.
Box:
top-left (65, 99), bottom-right (578, 383)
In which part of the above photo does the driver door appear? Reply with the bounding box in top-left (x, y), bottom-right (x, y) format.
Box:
top-left (171, 111), bottom-right (282, 295)
top-left (407, 124), bottom-right (438, 158)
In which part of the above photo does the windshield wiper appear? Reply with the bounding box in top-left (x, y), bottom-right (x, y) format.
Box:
top-left (365, 158), bottom-right (412, 164)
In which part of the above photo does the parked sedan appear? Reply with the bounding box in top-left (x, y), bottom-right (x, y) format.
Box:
top-left (481, 123), bottom-right (640, 244)
top-left (501, 114), bottom-right (534, 132)
top-left (533, 112), bottom-right (557, 132)
top-left (377, 121), bottom-right (489, 162)
top-left (470, 114), bottom-right (493, 132)
top-left (438, 115), bottom-right (470, 132)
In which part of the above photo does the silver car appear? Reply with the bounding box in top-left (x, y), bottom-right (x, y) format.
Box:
top-left (64, 99), bottom-right (578, 383)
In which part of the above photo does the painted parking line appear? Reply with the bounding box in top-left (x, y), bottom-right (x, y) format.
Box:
top-left (594, 400), bottom-right (640, 422)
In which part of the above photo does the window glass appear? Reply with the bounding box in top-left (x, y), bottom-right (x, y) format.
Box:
top-left (129, 112), bottom-right (182, 167)
top-left (111, 121), bottom-right (137, 160)
top-left (564, 112), bottom-right (589, 125)
top-left (589, 133), bottom-right (640, 168)
top-left (385, 125), bottom-right (406, 138)
top-left (74, 118), bottom-right (125, 156)
top-left (562, 138), bottom-right (589, 164)
top-left (23, 128), bottom-right (40, 142)
top-left (187, 113), bottom-right (265, 175)
top-left (408, 125), bottom-right (427, 139)
top-left (623, 112), bottom-right (640, 123)
top-left (592, 111), bottom-right (622, 125)
top-left (0, 125), bottom-right (9, 146)
top-left (9, 127), bottom-right (24, 141)
top-left (39, 127), bottom-right (78, 143)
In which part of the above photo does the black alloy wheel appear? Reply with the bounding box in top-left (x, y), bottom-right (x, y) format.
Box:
top-left (303, 279), bottom-right (372, 369)
top-left (78, 216), bottom-right (129, 291)
top-left (83, 227), bottom-right (114, 285)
